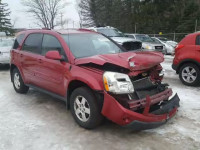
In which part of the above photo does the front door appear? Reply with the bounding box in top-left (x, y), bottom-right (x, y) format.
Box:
top-left (37, 34), bottom-right (70, 96)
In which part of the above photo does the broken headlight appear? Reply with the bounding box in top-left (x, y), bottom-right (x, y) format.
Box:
top-left (103, 72), bottom-right (134, 94)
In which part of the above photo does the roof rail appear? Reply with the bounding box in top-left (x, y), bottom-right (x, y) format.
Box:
top-left (42, 28), bottom-right (51, 30)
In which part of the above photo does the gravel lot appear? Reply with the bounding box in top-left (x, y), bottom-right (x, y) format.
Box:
top-left (0, 56), bottom-right (200, 150)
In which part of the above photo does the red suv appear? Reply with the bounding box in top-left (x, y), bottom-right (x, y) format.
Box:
top-left (172, 32), bottom-right (200, 86)
top-left (10, 29), bottom-right (180, 130)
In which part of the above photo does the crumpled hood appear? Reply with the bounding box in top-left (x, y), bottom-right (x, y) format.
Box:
top-left (111, 37), bottom-right (141, 45)
top-left (75, 51), bottom-right (164, 71)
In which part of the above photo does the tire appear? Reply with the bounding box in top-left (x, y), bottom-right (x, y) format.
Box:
top-left (70, 87), bottom-right (104, 129)
top-left (4, 64), bottom-right (10, 69)
top-left (163, 50), bottom-right (167, 55)
top-left (179, 63), bottom-right (200, 86)
top-left (12, 68), bottom-right (29, 94)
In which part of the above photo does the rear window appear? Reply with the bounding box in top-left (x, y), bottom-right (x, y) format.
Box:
top-left (13, 34), bottom-right (25, 49)
top-left (22, 33), bottom-right (43, 54)
top-left (196, 35), bottom-right (200, 45)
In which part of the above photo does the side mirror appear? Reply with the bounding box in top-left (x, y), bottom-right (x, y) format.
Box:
top-left (45, 50), bottom-right (62, 60)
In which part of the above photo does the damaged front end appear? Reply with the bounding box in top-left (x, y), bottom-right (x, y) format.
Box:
top-left (101, 66), bottom-right (180, 130)
top-left (75, 51), bottom-right (179, 130)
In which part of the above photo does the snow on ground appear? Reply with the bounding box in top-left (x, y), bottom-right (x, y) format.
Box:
top-left (150, 55), bottom-right (200, 144)
top-left (0, 56), bottom-right (199, 150)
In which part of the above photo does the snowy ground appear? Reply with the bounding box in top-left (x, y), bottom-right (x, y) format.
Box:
top-left (0, 56), bottom-right (200, 150)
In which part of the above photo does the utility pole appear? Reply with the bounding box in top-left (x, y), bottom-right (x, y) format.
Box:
top-left (66, 20), bottom-right (68, 29)
top-left (135, 23), bottom-right (137, 33)
top-left (80, 21), bottom-right (82, 28)
top-left (195, 19), bottom-right (198, 32)
top-left (174, 32), bottom-right (176, 41)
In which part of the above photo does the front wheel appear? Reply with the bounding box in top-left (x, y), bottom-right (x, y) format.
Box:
top-left (70, 87), bottom-right (104, 129)
top-left (12, 68), bottom-right (29, 94)
top-left (179, 63), bottom-right (200, 86)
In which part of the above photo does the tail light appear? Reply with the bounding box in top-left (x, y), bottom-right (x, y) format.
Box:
top-left (175, 44), bottom-right (184, 53)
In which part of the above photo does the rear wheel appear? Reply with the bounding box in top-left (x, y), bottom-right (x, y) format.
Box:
top-left (163, 49), bottom-right (167, 55)
top-left (12, 68), bottom-right (29, 93)
top-left (70, 87), bottom-right (104, 129)
top-left (179, 63), bottom-right (200, 86)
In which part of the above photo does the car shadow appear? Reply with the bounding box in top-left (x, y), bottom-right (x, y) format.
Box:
top-left (26, 88), bottom-right (164, 135)
top-left (0, 64), bottom-right (10, 71)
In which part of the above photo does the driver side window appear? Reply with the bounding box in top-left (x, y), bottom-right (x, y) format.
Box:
top-left (42, 34), bottom-right (67, 59)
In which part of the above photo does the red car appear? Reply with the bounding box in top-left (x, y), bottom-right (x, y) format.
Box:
top-left (172, 32), bottom-right (200, 86)
top-left (10, 29), bottom-right (180, 130)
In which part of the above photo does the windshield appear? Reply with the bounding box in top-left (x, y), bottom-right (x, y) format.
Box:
top-left (152, 38), bottom-right (162, 44)
top-left (97, 28), bottom-right (125, 37)
top-left (62, 33), bottom-right (123, 58)
top-left (0, 39), bottom-right (14, 47)
top-left (135, 35), bottom-right (154, 42)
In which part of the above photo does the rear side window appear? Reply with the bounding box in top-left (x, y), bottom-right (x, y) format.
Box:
top-left (42, 34), bottom-right (66, 57)
top-left (13, 34), bottom-right (25, 49)
top-left (196, 35), bottom-right (200, 45)
top-left (127, 35), bottom-right (135, 39)
top-left (22, 33), bottom-right (43, 54)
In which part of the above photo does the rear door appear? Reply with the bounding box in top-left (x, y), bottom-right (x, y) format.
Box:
top-left (37, 34), bottom-right (69, 96)
top-left (20, 33), bottom-right (43, 85)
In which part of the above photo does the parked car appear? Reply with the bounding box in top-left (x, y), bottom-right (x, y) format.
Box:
top-left (126, 34), bottom-right (165, 53)
top-left (151, 37), bottom-right (175, 54)
top-left (172, 32), bottom-right (200, 86)
top-left (10, 29), bottom-right (180, 130)
top-left (88, 26), bottom-right (142, 51)
top-left (155, 37), bottom-right (177, 47)
top-left (166, 41), bottom-right (178, 48)
top-left (0, 38), bottom-right (14, 65)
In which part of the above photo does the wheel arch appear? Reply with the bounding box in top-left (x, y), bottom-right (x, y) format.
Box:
top-left (177, 59), bottom-right (200, 74)
top-left (66, 80), bottom-right (104, 109)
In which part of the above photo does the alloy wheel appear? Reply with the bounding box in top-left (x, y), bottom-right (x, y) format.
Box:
top-left (74, 96), bottom-right (91, 122)
top-left (182, 66), bottom-right (197, 83)
top-left (14, 73), bottom-right (20, 89)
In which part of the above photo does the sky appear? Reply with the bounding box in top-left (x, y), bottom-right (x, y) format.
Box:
top-left (2, 0), bottom-right (80, 29)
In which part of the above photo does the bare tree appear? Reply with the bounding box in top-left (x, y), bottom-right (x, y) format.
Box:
top-left (22, 0), bottom-right (67, 29)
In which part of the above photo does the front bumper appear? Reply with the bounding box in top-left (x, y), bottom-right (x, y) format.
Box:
top-left (102, 90), bottom-right (180, 130)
